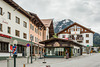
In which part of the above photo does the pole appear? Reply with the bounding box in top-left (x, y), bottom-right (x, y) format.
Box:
top-left (31, 38), bottom-right (33, 63)
top-left (13, 55), bottom-right (17, 67)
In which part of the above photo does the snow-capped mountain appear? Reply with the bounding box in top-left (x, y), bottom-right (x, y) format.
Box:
top-left (54, 19), bottom-right (74, 33)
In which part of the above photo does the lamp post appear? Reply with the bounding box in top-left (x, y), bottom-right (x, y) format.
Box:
top-left (30, 35), bottom-right (33, 63)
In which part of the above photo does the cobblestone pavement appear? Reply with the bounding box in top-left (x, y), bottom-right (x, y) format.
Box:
top-left (0, 53), bottom-right (100, 67)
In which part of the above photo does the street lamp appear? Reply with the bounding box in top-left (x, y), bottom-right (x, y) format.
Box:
top-left (30, 35), bottom-right (33, 63)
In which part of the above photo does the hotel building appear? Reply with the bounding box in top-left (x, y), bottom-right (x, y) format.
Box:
top-left (57, 23), bottom-right (95, 52)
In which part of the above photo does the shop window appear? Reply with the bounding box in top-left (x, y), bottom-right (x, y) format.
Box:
top-left (17, 45), bottom-right (22, 53)
top-left (8, 27), bottom-right (11, 34)
top-left (86, 34), bottom-right (89, 37)
top-left (86, 40), bottom-right (89, 43)
top-left (35, 47), bottom-right (38, 54)
top-left (0, 42), bottom-right (8, 52)
top-left (78, 49), bottom-right (80, 53)
top-left (0, 24), bottom-right (2, 31)
top-left (16, 16), bottom-right (20, 24)
top-left (0, 7), bottom-right (2, 15)
top-left (8, 12), bottom-right (11, 20)
top-left (15, 30), bottom-right (20, 37)
top-left (23, 33), bottom-right (27, 39)
top-left (23, 21), bottom-right (27, 28)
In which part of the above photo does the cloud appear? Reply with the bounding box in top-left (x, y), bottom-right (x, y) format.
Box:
top-left (14, 0), bottom-right (100, 33)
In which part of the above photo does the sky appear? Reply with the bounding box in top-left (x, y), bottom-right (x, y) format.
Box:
top-left (14, 0), bottom-right (100, 33)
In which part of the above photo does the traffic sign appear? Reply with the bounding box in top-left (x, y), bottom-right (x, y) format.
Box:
top-left (12, 46), bottom-right (17, 55)
top-left (26, 43), bottom-right (30, 47)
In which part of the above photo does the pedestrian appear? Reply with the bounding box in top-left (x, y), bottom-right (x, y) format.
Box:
top-left (90, 50), bottom-right (93, 55)
top-left (66, 49), bottom-right (68, 59)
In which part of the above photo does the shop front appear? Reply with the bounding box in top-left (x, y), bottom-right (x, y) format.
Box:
top-left (40, 38), bottom-right (83, 58)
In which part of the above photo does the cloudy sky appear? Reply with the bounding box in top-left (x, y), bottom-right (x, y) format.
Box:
top-left (14, 0), bottom-right (100, 33)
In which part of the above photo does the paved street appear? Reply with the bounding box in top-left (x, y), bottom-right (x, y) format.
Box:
top-left (0, 53), bottom-right (100, 67)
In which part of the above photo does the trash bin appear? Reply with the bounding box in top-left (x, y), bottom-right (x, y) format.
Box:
top-left (7, 58), bottom-right (14, 67)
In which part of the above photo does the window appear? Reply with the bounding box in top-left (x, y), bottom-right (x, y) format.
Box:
top-left (86, 40), bottom-right (89, 43)
top-left (23, 21), bottom-right (27, 28)
top-left (35, 28), bottom-right (37, 33)
top-left (77, 29), bottom-right (80, 31)
top-left (77, 41), bottom-right (83, 43)
top-left (8, 27), bottom-right (11, 34)
top-left (16, 17), bottom-right (20, 24)
top-left (15, 30), bottom-right (20, 37)
top-left (71, 29), bottom-right (74, 31)
top-left (35, 37), bottom-right (36, 42)
top-left (86, 34), bottom-right (89, 37)
top-left (62, 35), bottom-right (65, 38)
top-left (30, 24), bottom-right (34, 31)
top-left (0, 24), bottom-right (2, 31)
top-left (0, 43), bottom-right (1, 51)
top-left (32, 35), bottom-right (34, 41)
top-left (23, 33), bottom-right (27, 39)
top-left (0, 7), bottom-right (2, 15)
top-left (8, 12), bottom-right (11, 20)
top-left (40, 32), bottom-right (41, 36)
top-left (85, 30), bottom-right (87, 32)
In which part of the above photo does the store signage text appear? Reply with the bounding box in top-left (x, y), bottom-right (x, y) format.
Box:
top-left (0, 33), bottom-right (12, 39)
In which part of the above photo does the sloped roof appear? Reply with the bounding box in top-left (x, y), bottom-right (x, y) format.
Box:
top-left (57, 22), bottom-right (95, 35)
top-left (3, 0), bottom-right (32, 19)
top-left (41, 19), bottom-right (53, 27)
top-left (39, 38), bottom-right (83, 47)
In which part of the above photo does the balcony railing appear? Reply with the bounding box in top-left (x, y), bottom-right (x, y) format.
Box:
top-left (76, 37), bottom-right (83, 40)
top-left (68, 37), bottom-right (75, 40)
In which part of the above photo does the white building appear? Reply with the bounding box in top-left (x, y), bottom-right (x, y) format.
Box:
top-left (0, 0), bottom-right (31, 57)
top-left (57, 23), bottom-right (95, 52)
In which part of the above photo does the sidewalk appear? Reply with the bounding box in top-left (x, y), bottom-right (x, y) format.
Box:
top-left (0, 53), bottom-right (97, 67)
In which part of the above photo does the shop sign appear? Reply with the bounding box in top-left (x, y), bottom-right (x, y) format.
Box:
top-left (54, 42), bottom-right (60, 47)
top-left (0, 33), bottom-right (12, 39)
top-left (62, 44), bottom-right (68, 47)
top-left (46, 44), bottom-right (52, 47)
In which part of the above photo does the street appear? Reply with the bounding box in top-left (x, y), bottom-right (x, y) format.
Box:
top-left (0, 53), bottom-right (100, 67)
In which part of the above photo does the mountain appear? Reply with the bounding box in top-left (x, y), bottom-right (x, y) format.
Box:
top-left (54, 19), bottom-right (100, 47)
top-left (54, 19), bottom-right (74, 33)
top-left (93, 33), bottom-right (100, 47)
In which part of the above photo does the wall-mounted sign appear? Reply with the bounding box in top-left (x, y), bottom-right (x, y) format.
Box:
top-left (0, 33), bottom-right (12, 39)
top-left (46, 44), bottom-right (52, 47)
top-left (2, 20), bottom-right (8, 24)
top-left (54, 42), bottom-right (60, 47)
top-left (62, 44), bottom-right (68, 47)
